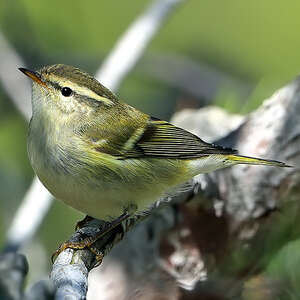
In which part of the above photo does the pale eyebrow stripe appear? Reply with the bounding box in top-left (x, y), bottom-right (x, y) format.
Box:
top-left (48, 75), bottom-right (114, 106)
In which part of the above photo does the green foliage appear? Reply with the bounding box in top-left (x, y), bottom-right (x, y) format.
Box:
top-left (267, 239), bottom-right (300, 299)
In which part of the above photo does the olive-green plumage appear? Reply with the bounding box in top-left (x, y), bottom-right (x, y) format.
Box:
top-left (19, 64), bottom-right (289, 220)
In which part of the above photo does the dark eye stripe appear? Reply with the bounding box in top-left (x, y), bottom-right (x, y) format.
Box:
top-left (47, 81), bottom-right (74, 97)
top-left (48, 81), bottom-right (61, 90)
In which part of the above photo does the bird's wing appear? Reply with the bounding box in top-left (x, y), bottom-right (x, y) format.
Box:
top-left (119, 116), bottom-right (237, 159)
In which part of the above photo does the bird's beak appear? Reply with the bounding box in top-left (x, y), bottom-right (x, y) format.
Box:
top-left (19, 67), bottom-right (47, 88)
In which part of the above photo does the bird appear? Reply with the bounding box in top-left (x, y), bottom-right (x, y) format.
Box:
top-left (19, 64), bottom-right (289, 258)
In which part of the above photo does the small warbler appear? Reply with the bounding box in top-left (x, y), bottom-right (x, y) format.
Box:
top-left (19, 64), bottom-right (289, 221)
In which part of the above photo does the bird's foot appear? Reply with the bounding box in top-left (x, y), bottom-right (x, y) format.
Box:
top-left (51, 213), bottom-right (131, 264)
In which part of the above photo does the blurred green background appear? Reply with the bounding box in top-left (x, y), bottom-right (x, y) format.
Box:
top-left (0, 0), bottom-right (300, 295)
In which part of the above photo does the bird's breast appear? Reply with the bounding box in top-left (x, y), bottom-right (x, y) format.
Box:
top-left (27, 122), bottom-right (127, 218)
top-left (27, 116), bottom-right (195, 219)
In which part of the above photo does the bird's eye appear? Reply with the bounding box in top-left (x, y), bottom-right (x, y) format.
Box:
top-left (61, 87), bottom-right (72, 97)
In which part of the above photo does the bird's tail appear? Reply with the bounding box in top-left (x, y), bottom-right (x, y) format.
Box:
top-left (226, 154), bottom-right (291, 168)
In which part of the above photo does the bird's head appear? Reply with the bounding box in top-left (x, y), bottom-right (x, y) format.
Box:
top-left (19, 64), bottom-right (117, 117)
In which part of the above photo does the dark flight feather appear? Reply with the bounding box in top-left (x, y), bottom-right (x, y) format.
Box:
top-left (122, 117), bottom-right (237, 159)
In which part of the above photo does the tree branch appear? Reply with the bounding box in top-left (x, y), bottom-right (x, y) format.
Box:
top-left (96, 0), bottom-right (184, 90)
top-left (0, 32), bottom-right (31, 120)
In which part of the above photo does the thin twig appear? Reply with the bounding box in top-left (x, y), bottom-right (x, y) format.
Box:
top-left (96, 0), bottom-right (184, 90)
top-left (4, 177), bottom-right (52, 252)
top-left (0, 32), bottom-right (32, 120)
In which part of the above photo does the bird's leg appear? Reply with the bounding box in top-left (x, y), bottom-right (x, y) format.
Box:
top-left (51, 212), bottom-right (131, 263)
